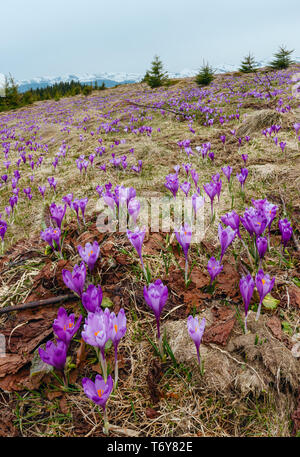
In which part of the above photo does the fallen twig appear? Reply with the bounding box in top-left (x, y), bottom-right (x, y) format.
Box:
top-left (0, 294), bottom-right (78, 315)
top-left (126, 100), bottom-right (189, 118)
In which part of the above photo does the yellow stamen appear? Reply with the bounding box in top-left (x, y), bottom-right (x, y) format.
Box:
top-left (114, 324), bottom-right (118, 333)
top-left (97, 389), bottom-right (104, 398)
top-left (262, 279), bottom-right (266, 285)
top-left (94, 331), bottom-right (99, 336)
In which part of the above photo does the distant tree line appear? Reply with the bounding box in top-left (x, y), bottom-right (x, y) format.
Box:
top-left (0, 45), bottom-right (296, 112)
top-left (0, 76), bottom-right (106, 112)
top-left (143, 45), bottom-right (296, 89)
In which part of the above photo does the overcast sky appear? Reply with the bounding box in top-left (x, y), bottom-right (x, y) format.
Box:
top-left (1, 0), bottom-right (299, 80)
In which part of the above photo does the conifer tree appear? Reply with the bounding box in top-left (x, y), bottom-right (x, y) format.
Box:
top-left (239, 53), bottom-right (259, 73)
top-left (4, 74), bottom-right (21, 108)
top-left (195, 62), bottom-right (214, 86)
top-left (144, 56), bottom-right (168, 88)
top-left (269, 45), bottom-right (294, 69)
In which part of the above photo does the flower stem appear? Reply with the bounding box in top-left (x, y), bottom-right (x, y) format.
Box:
top-left (114, 346), bottom-right (118, 391)
top-left (102, 408), bottom-right (109, 435)
top-left (99, 350), bottom-right (107, 382)
top-left (184, 258), bottom-right (189, 285)
top-left (256, 301), bottom-right (262, 321)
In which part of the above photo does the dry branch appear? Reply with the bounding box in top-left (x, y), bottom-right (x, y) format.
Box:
top-left (0, 294), bottom-right (78, 315)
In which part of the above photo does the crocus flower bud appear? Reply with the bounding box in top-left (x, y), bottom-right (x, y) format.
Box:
top-left (144, 279), bottom-right (168, 341)
top-left (128, 198), bottom-right (141, 224)
top-left (62, 262), bottom-right (86, 297)
top-left (50, 203), bottom-right (66, 229)
top-left (127, 226), bottom-right (146, 271)
top-left (187, 315), bottom-right (206, 364)
top-left (192, 194), bottom-right (205, 215)
top-left (165, 173), bottom-right (179, 199)
top-left (221, 166), bottom-right (233, 183)
top-left (0, 219), bottom-right (7, 242)
top-left (38, 340), bottom-right (67, 372)
top-left (256, 236), bottom-right (268, 259)
top-left (218, 224), bottom-right (237, 260)
top-left (278, 218), bottom-right (293, 248)
top-left (239, 274), bottom-right (254, 332)
top-left (82, 284), bottom-right (103, 313)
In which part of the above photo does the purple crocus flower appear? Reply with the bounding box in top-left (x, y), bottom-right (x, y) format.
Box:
top-left (9, 195), bottom-right (18, 212)
top-left (79, 197), bottom-right (88, 223)
top-left (82, 284), bottom-right (103, 313)
top-left (38, 340), bottom-right (67, 372)
top-left (190, 169), bottom-right (199, 188)
top-left (252, 199), bottom-right (278, 234)
top-left (208, 151), bottom-right (215, 162)
top-left (53, 307), bottom-right (82, 347)
top-left (180, 181), bottom-right (191, 197)
top-left (38, 186), bottom-right (46, 198)
top-left (218, 224), bottom-right (237, 260)
top-left (294, 123), bottom-right (300, 135)
top-left (175, 223), bottom-right (192, 282)
top-left (187, 315), bottom-right (206, 365)
top-left (110, 308), bottom-right (127, 387)
top-left (175, 223), bottom-right (192, 260)
top-left (62, 193), bottom-right (73, 208)
top-left (203, 181), bottom-right (218, 218)
top-left (127, 226), bottom-right (146, 274)
top-left (220, 134), bottom-right (226, 145)
top-left (0, 219), bottom-right (7, 242)
top-left (278, 218), bottom-right (293, 248)
top-left (72, 198), bottom-right (88, 224)
top-left (174, 165), bottom-right (180, 175)
top-left (77, 241), bottom-right (100, 272)
top-left (240, 274), bottom-right (254, 332)
top-left (110, 308), bottom-right (127, 350)
top-left (62, 261), bottom-right (86, 297)
top-left (240, 207), bottom-right (268, 237)
top-left (279, 142), bottom-right (286, 154)
top-left (41, 226), bottom-right (61, 252)
top-left (192, 194), bottom-right (205, 215)
top-left (207, 256), bottom-right (223, 284)
top-left (48, 177), bottom-right (57, 191)
top-left (144, 279), bottom-right (168, 352)
top-left (165, 173), bottom-right (179, 199)
top-left (82, 308), bottom-right (112, 379)
top-left (221, 166), bottom-right (233, 183)
top-left (221, 211), bottom-right (241, 238)
top-left (81, 308), bottom-right (112, 349)
top-left (256, 236), bottom-right (268, 261)
top-left (50, 203), bottom-right (66, 229)
top-left (82, 374), bottom-right (113, 421)
top-left (236, 168), bottom-right (248, 191)
top-left (255, 269), bottom-right (275, 321)
top-left (241, 154), bottom-right (248, 164)
top-left (128, 198), bottom-right (141, 224)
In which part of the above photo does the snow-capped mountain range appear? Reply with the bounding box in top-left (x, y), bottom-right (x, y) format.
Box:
top-left (1, 58), bottom-right (299, 93)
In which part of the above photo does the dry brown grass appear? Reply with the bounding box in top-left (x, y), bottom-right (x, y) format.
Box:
top-left (0, 68), bottom-right (300, 437)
